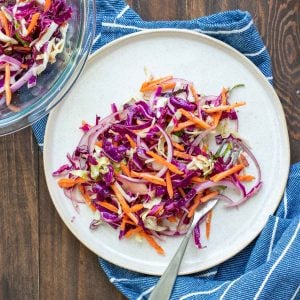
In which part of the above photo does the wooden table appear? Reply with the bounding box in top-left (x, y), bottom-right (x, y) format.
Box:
top-left (0, 1), bottom-right (299, 299)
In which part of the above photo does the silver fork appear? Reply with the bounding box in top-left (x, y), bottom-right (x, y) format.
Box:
top-left (148, 199), bottom-right (218, 300)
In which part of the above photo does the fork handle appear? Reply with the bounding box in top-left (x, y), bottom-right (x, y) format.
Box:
top-left (148, 225), bottom-right (194, 300)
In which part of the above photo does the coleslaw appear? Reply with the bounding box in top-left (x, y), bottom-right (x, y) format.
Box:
top-left (0, 0), bottom-right (72, 111)
top-left (53, 75), bottom-right (262, 254)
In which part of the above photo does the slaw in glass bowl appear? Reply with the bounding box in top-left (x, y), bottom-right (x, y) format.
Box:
top-left (0, 0), bottom-right (95, 135)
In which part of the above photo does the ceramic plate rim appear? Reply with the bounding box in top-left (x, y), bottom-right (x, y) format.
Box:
top-left (43, 29), bottom-right (290, 275)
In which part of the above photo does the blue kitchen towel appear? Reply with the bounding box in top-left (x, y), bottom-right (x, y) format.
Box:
top-left (33, 1), bottom-right (300, 299)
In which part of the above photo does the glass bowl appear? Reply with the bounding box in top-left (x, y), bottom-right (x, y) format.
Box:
top-left (0, 0), bottom-right (96, 136)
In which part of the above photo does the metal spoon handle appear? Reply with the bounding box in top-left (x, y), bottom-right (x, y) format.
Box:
top-left (148, 225), bottom-right (194, 300)
top-left (148, 200), bottom-right (218, 300)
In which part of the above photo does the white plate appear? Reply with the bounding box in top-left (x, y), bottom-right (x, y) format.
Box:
top-left (44, 29), bottom-right (290, 275)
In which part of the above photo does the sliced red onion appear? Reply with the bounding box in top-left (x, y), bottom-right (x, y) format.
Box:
top-left (173, 78), bottom-right (192, 86)
top-left (117, 175), bottom-right (148, 195)
top-left (63, 188), bottom-right (84, 214)
top-left (0, 54), bottom-right (22, 67)
top-left (215, 194), bottom-right (236, 205)
top-left (10, 66), bottom-right (35, 93)
top-left (155, 124), bottom-right (173, 178)
top-left (193, 180), bottom-right (241, 194)
top-left (227, 182), bottom-right (263, 207)
top-left (149, 230), bottom-right (165, 241)
top-left (160, 228), bottom-right (189, 236)
top-left (89, 219), bottom-right (102, 230)
top-left (136, 135), bottom-right (150, 151)
top-left (188, 128), bottom-right (214, 155)
top-left (237, 140), bottom-right (262, 184)
top-left (77, 111), bottom-right (123, 151)
top-left (114, 181), bottom-right (137, 203)
top-left (232, 174), bottom-right (247, 197)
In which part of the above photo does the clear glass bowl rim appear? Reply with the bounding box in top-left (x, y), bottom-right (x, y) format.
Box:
top-left (0, 0), bottom-right (96, 136)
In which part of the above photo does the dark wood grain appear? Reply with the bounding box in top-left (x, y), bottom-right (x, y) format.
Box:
top-left (0, 129), bottom-right (39, 300)
top-left (258, 0), bottom-right (300, 162)
top-left (0, 1), bottom-right (299, 299)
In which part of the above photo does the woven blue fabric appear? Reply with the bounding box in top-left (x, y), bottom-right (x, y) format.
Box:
top-left (33, 1), bottom-right (300, 299)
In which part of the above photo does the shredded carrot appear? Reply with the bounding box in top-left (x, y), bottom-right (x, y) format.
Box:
top-left (111, 183), bottom-right (130, 213)
top-left (167, 216), bottom-right (177, 223)
top-left (44, 0), bottom-right (52, 12)
top-left (131, 171), bottom-right (166, 186)
top-left (111, 183), bottom-right (139, 224)
top-left (166, 171), bottom-right (174, 199)
top-left (122, 208), bottom-right (139, 226)
top-left (178, 108), bottom-right (211, 129)
top-left (114, 169), bottom-right (120, 176)
top-left (161, 82), bottom-right (176, 91)
top-left (95, 140), bottom-right (103, 148)
top-left (154, 205), bottom-right (164, 216)
top-left (142, 81), bottom-right (176, 92)
top-left (120, 215), bottom-right (128, 231)
top-left (190, 84), bottom-right (200, 102)
top-left (125, 226), bottom-right (143, 238)
top-left (210, 164), bottom-right (244, 182)
top-left (78, 186), bottom-right (93, 210)
top-left (201, 191), bottom-right (219, 203)
top-left (125, 134), bottom-right (136, 148)
top-left (173, 120), bottom-right (194, 132)
top-left (205, 210), bottom-right (213, 240)
top-left (172, 141), bottom-right (185, 151)
top-left (140, 231), bottom-right (165, 255)
top-left (4, 63), bottom-right (11, 106)
top-left (57, 177), bottom-right (85, 188)
top-left (78, 185), bottom-right (96, 212)
top-left (140, 76), bottom-right (173, 92)
top-left (125, 220), bottom-right (136, 226)
top-left (173, 150), bottom-right (192, 160)
top-left (12, 46), bottom-right (31, 52)
top-left (237, 174), bottom-right (255, 182)
top-left (191, 177), bottom-right (206, 184)
top-left (202, 143), bottom-right (209, 152)
top-left (97, 201), bottom-right (118, 213)
top-left (141, 75), bottom-right (173, 87)
top-left (26, 12), bottom-right (40, 36)
top-left (129, 204), bottom-right (144, 213)
top-left (120, 163), bottom-right (131, 177)
top-left (146, 150), bottom-right (183, 175)
top-left (178, 187), bottom-right (186, 198)
top-left (7, 104), bottom-right (20, 112)
top-left (188, 194), bottom-right (202, 218)
top-left (0, 12), bottom-right (10, 36)
top-left (20, 63), bottom-right (28, 69)
top-left (203, 102), bottom-right (246, 113)
top-left (212, 87), bottom-right (227, 127)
